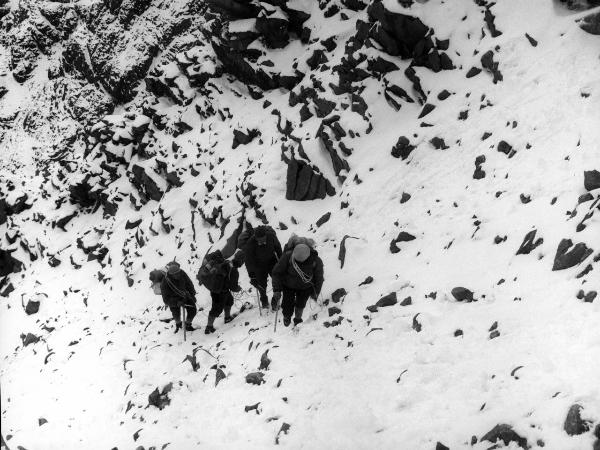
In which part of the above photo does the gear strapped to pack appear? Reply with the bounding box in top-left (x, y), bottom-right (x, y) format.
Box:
top-left (291, 257), bottom-right (313, 284)
top-left (164, 275), bottom-right (194, 305)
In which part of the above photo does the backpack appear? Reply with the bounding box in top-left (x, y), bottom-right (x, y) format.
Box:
top-left (284, 233), bottom-right (316, 252)
top-left (149, 269), bottom-right (166, 296)
top-left (197, 250), bottom-right (230, 293)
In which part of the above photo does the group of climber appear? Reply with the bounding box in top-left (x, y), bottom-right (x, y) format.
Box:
top-left (149, 224), bottom-right (325, 335)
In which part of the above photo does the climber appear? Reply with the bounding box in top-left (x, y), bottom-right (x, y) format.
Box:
top-left (238, 224), bottom-right (282, 310)
top-left (151, 261), bottom-right (197, 333)
top-left (271, 241), bottom-right (324, 327)
top-left (198, 250), bottom-right (244, 335)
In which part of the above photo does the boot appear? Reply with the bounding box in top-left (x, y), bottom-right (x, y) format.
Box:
top-left (283, 316), bottom-right (291, 327)
top-left (260, 298), bottom-right (269, 309)
top-left (185, 322), bottom-right (195, 332)
top-left (224, 308), bottom-right (234, 324)
top-left (293, 307), bottom-right (304, 326)
top-left (205, 315), bottom-right (216, 334)
top-left (174, 321), bottom-right (182, 333)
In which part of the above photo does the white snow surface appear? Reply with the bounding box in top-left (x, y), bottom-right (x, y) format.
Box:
top-left (1, 0), bottom-right (600, 449)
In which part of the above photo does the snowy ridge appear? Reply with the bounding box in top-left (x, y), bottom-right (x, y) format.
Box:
top-left (1, 0), bottom-right (600, 449)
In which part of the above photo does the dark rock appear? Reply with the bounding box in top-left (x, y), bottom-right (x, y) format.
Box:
top-left (0, 249), bottom-right (23, 277)
top-left (285, 158), bottom-right (335, 201)
top-left (580, 11), bottom-right (600, 35)
top-left (454, 329), bottom-right (463, 337)
top-left (400, 296), bottom-right (412, 306)
top-left (148, 383), bottom-right (172, 410)
top-left (412, 313), bottom-right (422, 332)
top-left (451, 287), bottom-right (474, 302)
top-left (367, 56), bottom-right (399, 74)
top-left (328, 306), bottom-right (342, 316)
top-left (435, 442), bottom-right (449, 450)
top-left (20, 333), bottom-right (41, 347)
top-left (332, 288), bottom-right (347, 303)
top-left (390, 231), bottom-right (416, 253)
top-left (307, 49), bottom-right (328, 70)
top-left (516, 230), bottom-right (543, 255)
top-left (429, 137), bottom-right (448, 150)
top-left (438, 89), bottom-right (451, 101)
top-left (246, 372), bottom-right (265, 385)
top-left (481, 424), bottom-right (527, 449)
top-left (25, 299), bottom-right (40, 315)
top-left (480, 50), bottom-right (503, 83)
top-left (466, 67), bottom-right (482, 78)
top-left (418, 103), bottom-right (436, 119)
top-left (525, 33), bottom-right (538, 46)
top-left (338, 235), bottom-right (358, 269)
top-left (316, 212), bottom-right (331, 227)
top-left (232, 128), bottom-right (260, 149)
top-left (125, 219), bottom-right (143, 229)
top-left (358, 277), bottom-right (373, 286)
top-left (130, 165), bottom-right (163, 202)
top-left (564, 404), bottom-right (591, 436)
top-left (584, 291), bottom-right (597, 303)
top-left (391, 136), bottom-right (416, 160)
top-left (342, 0), bottom-right (367, 11)
top-left (259, 350), bottom-right (271, 371)
top-left (578, 193), bottom-right (593, 204)
top-left (497, 140), bottom-right (516, 158)
top-left (376, 292), bottom-right (397, 307)
top-left (400, 192), bottom-right (411, 203)
top-left (484, 8), bottom-right (503, 37)
top-left (552, 239), bottom-right (593, 271)
top-left (256, 13), bottom-right (289, 49)
top-left (366, 0), bottom-right (429, 58)
top-left (584, 170), bottom-right (600, 191)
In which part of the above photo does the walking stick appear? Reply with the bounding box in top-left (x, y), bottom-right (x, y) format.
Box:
top-left (273, 297), bottom-right (279, 332)
top-left (182, 305), bottom-right (186, 342)
top-left (256, 287), bottom-right (263, 317)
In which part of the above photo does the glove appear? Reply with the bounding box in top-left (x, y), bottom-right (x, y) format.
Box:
top-left (272, 291), bottom-right (282, 302)
top-left (232, 284), bottom-right (241, 293)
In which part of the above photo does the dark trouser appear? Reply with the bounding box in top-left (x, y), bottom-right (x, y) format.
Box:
top-left (209, 291), bottom-right (234, 317)
top-left (250, 271), bottom-right (269, 304)
top-left (281, 288), bottom-right (311, 319)
top-left (169, 304), bottom-right (197, 324)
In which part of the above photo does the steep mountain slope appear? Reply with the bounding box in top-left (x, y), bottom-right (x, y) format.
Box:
top-left (1, 0), bottom-right (600, 449)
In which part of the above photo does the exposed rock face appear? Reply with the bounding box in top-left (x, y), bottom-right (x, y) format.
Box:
top-left (285, 158), bottom-right (335, 201)
top-left (564, 404), bottom-right (591, 436)
top-left (481, 424), bottom-right (528, 449)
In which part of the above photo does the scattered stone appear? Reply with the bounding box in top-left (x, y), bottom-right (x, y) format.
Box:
top-left (516, 229), bottom-right (543, 255)
top-left (451, 287), bottom-right (474, 302)
top-left (481, 424), bottom-right (527, 449)
top-left (400, 296), bottom-right (412, 306)
top-left (497, 140), bottom-right (516, 158)
top-left (275, 422), bottom-right (291, 445)
top-left (332, 288), bottom-right (348, 302)
top-left (412, 313), bottom-right (422, 332)
top-left (418, 103), bottom-right (436, 119)
top-left (481, 50), bottom-right (503, 83)
top-left (552, 239), bottom-right (593, 271)
top-left (400, 192), bottom-right (411, 203)
top-left (435, 442), bottom-right (449, 450)
top-left (466, 67), bottom-right (482, 78)
top-left (316, 212), bottom-right (331, 227)
top-left (20, 333), bottom-right (40, 346)
top-left (584, 291), bottom-right (597, 303)
top-left (391, 136), bottom-right (416, 160)
top-left (429, 137), bottom-right (448, 150)
top-left (437, 90), bottom-right (451, 101)
top-left (564, 404), bottom-right (591, 436)
top-left (525, 33), bottom-right (538, 46)
top-left (454, 329), bottom-right (463, 337)
top-left (259, 350), bottom-right (271, 371)
top-left (246, 372), bottom-right (265, 385)
top-left (584, 170), bottom-right (600, 191)
top-left (390, 231), bottom-right (416, 253)
top-left (148, 383), bottom-right (172, 410)
top-left (244, 402), bottom-right (261, 414)
top-left (25, 299), bottom-right (40, 315)
top-left (328, 306), bottom-right (342, 316)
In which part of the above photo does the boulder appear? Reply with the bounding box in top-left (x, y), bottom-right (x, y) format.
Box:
top-left (390, 231), bottom-right (416, 253)
top-left (584, 170), bottom-right (600, 191)
top-left (451, 287), bottom-right (474, 302)
top-left (391, 136), bottom-right (416, 160)
top-left (245, 372), bottom-right (265, 385)
top-left (285, 158), bottom-right (335, 201)
top-left (564, 404), bottom-right (591, 436)
top-left (376, 292), bottom-right (397, 307)
top-left (367, 0), bottom-right (429, 58)
top-left (516, 229), bottom-right (543, 255)
top-left (552, 239), bottom-right (593, 271)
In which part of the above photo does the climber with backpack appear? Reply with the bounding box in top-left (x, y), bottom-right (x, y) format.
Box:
top-left (238, 223), bottom-right (282, 311)
top-left (197, 249), bottom-right (244, 334)
top-left (150, 261), bottom-right (197, 333)
top-left (271, 236), bottom-right (324, 327)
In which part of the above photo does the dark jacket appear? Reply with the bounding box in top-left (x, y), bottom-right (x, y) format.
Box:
top-left (161, 270), bottom-right (196, 307)
top-left (272, 249), bottom-right (324, 294)
top-left (227, 263), bottom-right (241, 292)
top-left (243, 232), bottom-right (282, 275)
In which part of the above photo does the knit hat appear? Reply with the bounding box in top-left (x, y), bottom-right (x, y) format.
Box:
top-left (166, 261), bottom-right (181, 274)
top-left (292, 244), bottom-right (310, 262)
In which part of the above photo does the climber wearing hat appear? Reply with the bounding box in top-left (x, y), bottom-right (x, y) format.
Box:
top-left (159, 261), bottom-right (198, 332)
top-left (271, 242), bottom-right (324, 327)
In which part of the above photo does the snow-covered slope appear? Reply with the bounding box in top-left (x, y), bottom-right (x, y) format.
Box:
top-left (1, 0), bottom-right (600, 449)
